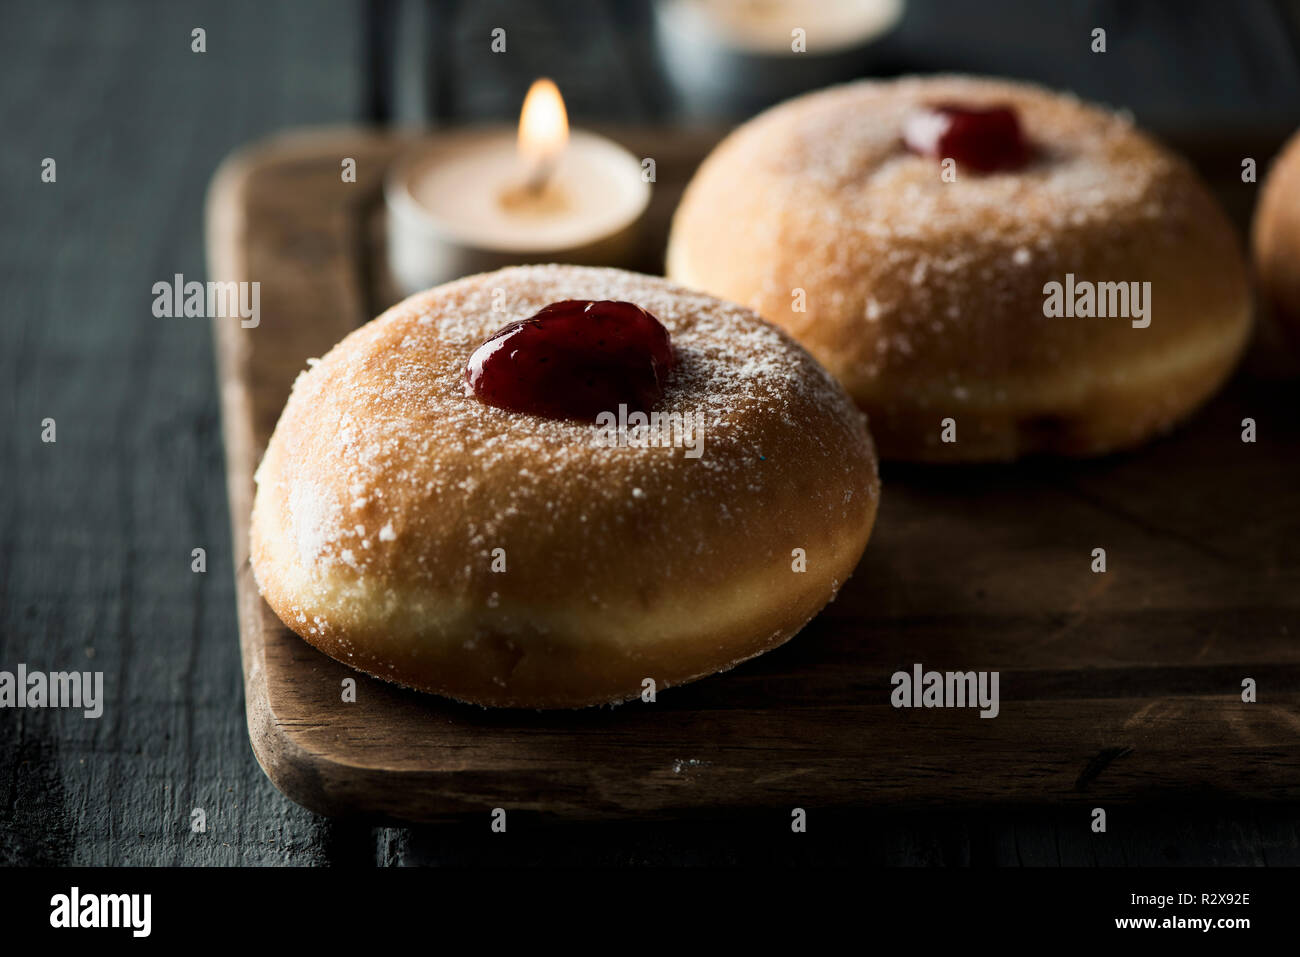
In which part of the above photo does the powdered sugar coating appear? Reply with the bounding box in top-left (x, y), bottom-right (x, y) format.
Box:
top-left (747, 74), bottom-right (1169, 247)
top-left (675, 75), bottom-right (1192, 378)
top-left (668, 74), bottom-right (1250, 460)
top-left (254, 265), bottom-right (877, 597)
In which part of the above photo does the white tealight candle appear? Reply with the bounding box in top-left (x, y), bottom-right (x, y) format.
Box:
top-left (386, 79), bottom-right (651, 294)
top-left (661, 0), bottom-right (904, 55)
top-left (655, 0), bottom-right (904, 116)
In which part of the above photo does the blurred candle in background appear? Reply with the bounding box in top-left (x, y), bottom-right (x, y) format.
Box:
top-left (655, 0), bottom-right (905, 116)
top-left (386, 79), bottom-right (651, 294)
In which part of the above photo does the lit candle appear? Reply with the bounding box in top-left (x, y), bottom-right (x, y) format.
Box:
top-left (386, 79), bottom-right (651, 294)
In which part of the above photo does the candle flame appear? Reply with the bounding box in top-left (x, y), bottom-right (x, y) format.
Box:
top-left (518, 78), bottom-right (569, 191)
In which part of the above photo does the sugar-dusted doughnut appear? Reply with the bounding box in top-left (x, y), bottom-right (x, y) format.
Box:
top-left (250, 265), bottom-right (879, 707)
top-left (1254, 127), bottom-right (1300, 348)
top-left (668, 75), bottom-right (1253, 461)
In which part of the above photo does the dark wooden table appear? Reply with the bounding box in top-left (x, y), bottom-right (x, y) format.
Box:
top-left (4, 0), bottom-right (1300, 866)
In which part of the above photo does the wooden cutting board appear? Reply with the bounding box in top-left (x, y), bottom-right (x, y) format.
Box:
top-left (207, 126), bottom-right (1300, 822)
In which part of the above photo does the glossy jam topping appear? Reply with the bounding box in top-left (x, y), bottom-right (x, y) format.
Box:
top-left (902, 103), bottom-right (1031, 172)
top-left (465, 299), bottom-right (676, 421)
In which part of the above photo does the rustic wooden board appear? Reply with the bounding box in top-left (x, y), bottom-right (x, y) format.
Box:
top-left (207, 126), bottom-right (1300, 822)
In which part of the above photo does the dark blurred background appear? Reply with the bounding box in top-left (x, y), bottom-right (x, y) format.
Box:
top-left (3, 0), bottom-right (1299, 866)
top-left (369, 0), bottom-right (1300, 132)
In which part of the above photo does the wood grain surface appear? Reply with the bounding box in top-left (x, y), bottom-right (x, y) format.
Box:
top-left (208, 126), bottom-right (1300, 823)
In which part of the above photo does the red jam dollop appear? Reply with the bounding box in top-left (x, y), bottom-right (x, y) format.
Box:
top-left (902, 103), bottom-right (1031, 173)
top-left (465, 299), bottom-right (676, 421)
